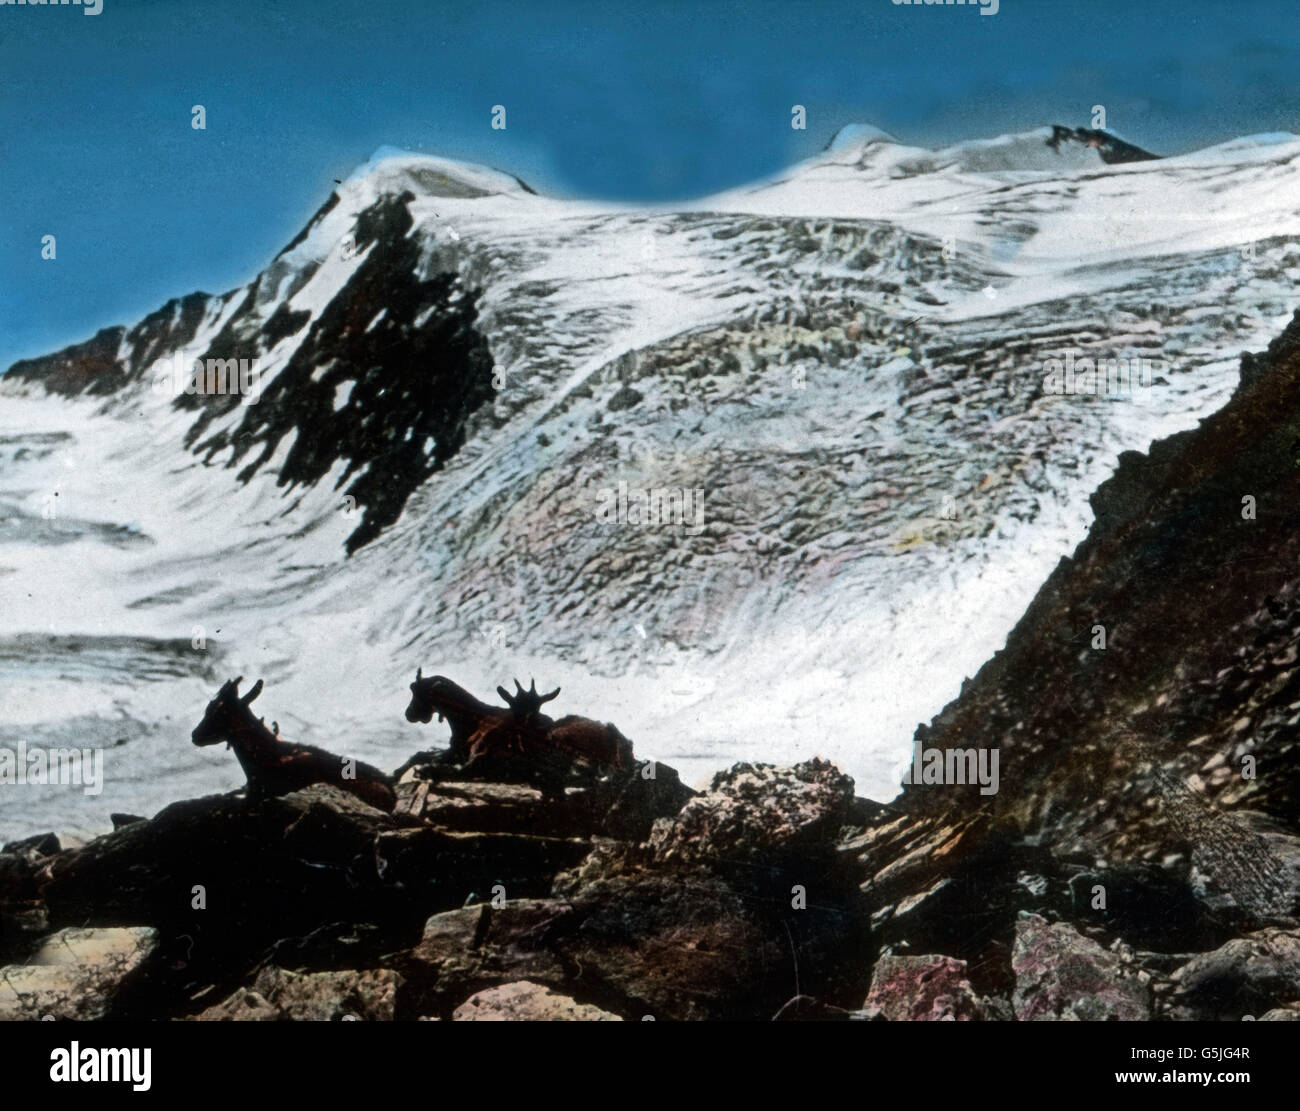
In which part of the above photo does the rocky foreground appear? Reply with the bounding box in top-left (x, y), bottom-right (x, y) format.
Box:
top-left (0, 741), bottom-right (1297, 1021)
top-left (9, 309), bottom-right (1300, 1020)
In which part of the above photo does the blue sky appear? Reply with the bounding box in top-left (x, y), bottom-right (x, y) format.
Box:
top-left (2, 0), bottom-right (1298, 364)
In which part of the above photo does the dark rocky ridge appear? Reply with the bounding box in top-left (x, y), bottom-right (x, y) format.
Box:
top-left (4, 191), bottom-right (496, 555)
top-left (6, 292), bottom-right (214, 397)
top-left (898, 307), bottom-right (1300, 858)
top-left (0, 747), bottom-right (877, 1021)
top-left (1046, 125), bottom-right (1162, 165)
top-left (838, 309), bottom-right (1300, 1017)
top-left (181, 191), bottom-right (496, 553)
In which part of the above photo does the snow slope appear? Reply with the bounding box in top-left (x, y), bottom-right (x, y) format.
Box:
top-left (4, 124), bottom-right (1300, 839)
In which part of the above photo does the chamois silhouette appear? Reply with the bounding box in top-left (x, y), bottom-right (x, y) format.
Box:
top-left (192, 677), bottom-right (397, 812)
top-left (405, 671), bottom-right (635, 780)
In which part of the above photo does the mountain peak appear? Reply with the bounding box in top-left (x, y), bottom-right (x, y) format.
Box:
top-left (825, 122), bottom-right (900, 153)
top-left (1045, 124), bottom-right (1161, 164)
top-left (341, 146), bottom-right (538, 200)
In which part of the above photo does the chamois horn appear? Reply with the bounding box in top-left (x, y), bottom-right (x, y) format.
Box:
top-left (242, 678), bottom-right (264, 705)
top-left (499, 678), bottom-right (561, 709)
top-left (525, 678), bottom-right (561, 703)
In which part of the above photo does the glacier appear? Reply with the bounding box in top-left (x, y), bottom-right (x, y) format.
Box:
top-left (3, 122), bottom-right (1300, 840)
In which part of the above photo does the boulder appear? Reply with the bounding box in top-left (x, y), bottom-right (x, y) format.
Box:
top-left (452, 981), bottom-right (622, 1021)
top-left (0, 926), bottom-right (157, 1020)
top-left (43, 786), bottom-right (401, 934)
top-left (1168, 928), bottom-right (1300, 1020)
top-left (3, 833), bottom-right (60, 856)
top-left (398, 779), bottom-right (579, 835)
top-left (1067, 863), bottom-right (1231, 952)
top-left (595, 762), bottom-right (696, 842)
top-left (400, 899), bottom-right (574, 1018)
top-left (403, 869), bottom-right (862, 1022)
top-left (0, 844), bottom-right (49, 963)
top-left (40, 786), bottom-right (424, 989)
top-left (374, 827), bottom-right (592, 904)
top-left (1012, 913), bottom-right (1151, 1020)
top-left (191, 966), bottom-right (401, 1021)
top-left (395, 760), bottom-right (693, 842)
top-left (110, 814), bottom-right (147, 830)
top-left (553, 872), bottom-right (798, 1021)
top-left (864, 954), bottom-right (986, 1021)
top-left (649, 759), bottom-right (855, 868)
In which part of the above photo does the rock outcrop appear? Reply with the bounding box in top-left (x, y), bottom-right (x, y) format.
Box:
top-left (452, 981), bottom-right (622, 1022)
top-left (0, 927), bottom-right (158, 1021)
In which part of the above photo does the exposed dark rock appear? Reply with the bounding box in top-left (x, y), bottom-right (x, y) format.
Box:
top-left (0, 927), bottom-right (158, 1021)
top-left (553, 871), bottom-right (794, 1020)
top-left (1012, 913), bottom-right (1151, 1021)
top-left (599, 761), bottom-right (696, 841)
top-left (863, 954), bottom-right (988, 1021)
top-left (846, 310), bottom-right (1300, 985)
top-left (399, 899), bottom-right (574, 1019)
top-left (648, 758), bottom-right (855, 870)
top-left (110, 813), bottom-right (147, 830)
top-left (2, 833), bottom-right (59, 856)
top-left (374, 826), bottom-right (591, 903)
top-left (5, 327), bottom-right (130, 396)
top-left (607, 384), bottom-right (644, 411)
top-left (452, 980), bottom-right (622, 1021)
top-left (191, 966), bottom-right (401, 1021)
top-left (5, 292), bottom-right (214, 397)
top-left (0, 844), bottom-right (50, 964)
top-left (43, 786), bottom-right (402, 935)
top-left (1066, 861), bottom-right (1233, 952)
top-left (393, 747), bottom-right (694, 842)
top-left (183, 192), bottom-right (496, 554)
top-left (381, 757), bottom-right (871, 1021)
top-left (1046, 124), bottom-right (1161, 164)
top-left (1168, 928), bottom-right (1300, 1021)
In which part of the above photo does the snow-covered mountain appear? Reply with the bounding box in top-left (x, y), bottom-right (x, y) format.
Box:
top-left (4, 123), bottom-right (1300, 839)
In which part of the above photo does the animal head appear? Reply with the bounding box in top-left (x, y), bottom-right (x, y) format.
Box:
top-left (192, 676), bottom-right (264, 746)
top-left (406, 669), bottom-right (483, 724)
top-left (610, 726), bottom-right (636, 771)
top-left (497, 678), bottom-right (560, 725)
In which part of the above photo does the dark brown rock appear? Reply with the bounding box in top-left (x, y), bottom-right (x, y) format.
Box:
top-left (864, 954), bottom-right (986, 1021)
top-left (452, 981), bottom-right (622, 1021)
top-left (0, 926), bottom-right (158, 1020)
top-left (1168, 928), bottom-right (1300, 1021)
top-left (191, 966), bottom-right (401, 1021)
top-left (400, 900), bottom-right (574, 1018)
top-left (1012, 913), bottom-right (1151, 1021)
top-left (374, 827), bottom-right (592, 905)
top-left (649, 759), bottom-right (855, 868)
